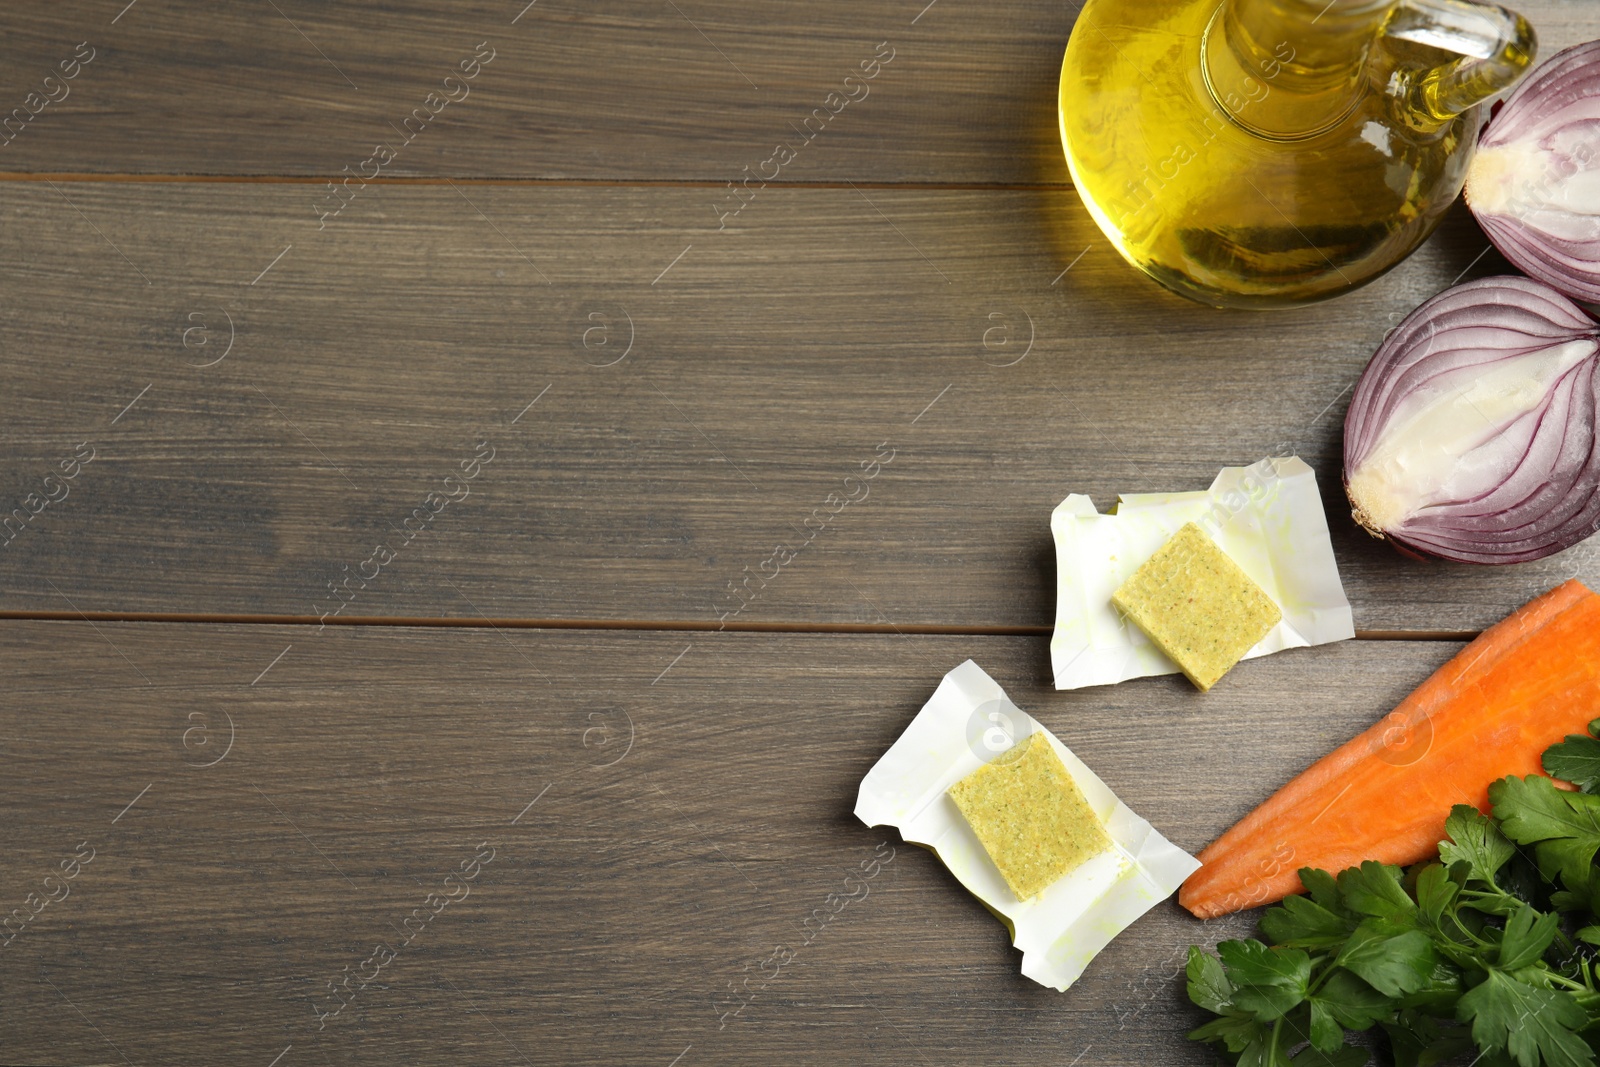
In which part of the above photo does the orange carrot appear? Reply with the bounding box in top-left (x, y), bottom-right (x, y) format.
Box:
top-left (1179, 579), bottom-right (1600, 919)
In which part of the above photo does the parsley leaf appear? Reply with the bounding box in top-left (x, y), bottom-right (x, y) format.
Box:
top-left (1189, 1012), bottom-right (1265, 1054)
top-left (1260, 895), bottom-right (1356, 949)
top-left (1544, 719), bottom-right (1600, 793)
top-left (1307, 999), bottom-right (1345, 1054)
top-left (1414, 864), bottom-right (1459, 927)
top-left (1456, 970), bottom-right (1594, 1067)
top-left (1550, 862), bottom-right (1600, 915)
top-left (1496, 904), bottom-right (1560, 971)
top-left (1337, 862), bottom-right (1417, 922)
top-left (1381, 1011), bottom-right (1474, 1067)
top-left (1288, 1044), bottom-right (1369, 1067)
top-left (1218, 939), bottom-right (1312, 1021)
top-left (1439, 804), bottom-right (1515, 885)
top-left (1311, 969), bottom-right (1391, 1032)
top-left (1187, 945), bottom-right (1233, 1014)
top-left (1492, 775), bottom-right (1600, 886)
top-left (1334, 918), bottom-right (1437, 997)
top-left (1298, 868), bottom-right (1357, 916)
top-left (1239, 1024), bottom-right (1296, 1067)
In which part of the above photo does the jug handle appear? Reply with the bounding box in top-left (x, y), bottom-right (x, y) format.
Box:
top-left (1384, 0), bottom-right (1537, 131)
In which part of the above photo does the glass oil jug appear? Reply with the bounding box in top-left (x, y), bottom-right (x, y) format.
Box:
top-left (1059, 0), bottom-right (1536, 308)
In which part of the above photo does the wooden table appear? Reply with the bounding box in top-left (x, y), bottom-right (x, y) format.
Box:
top-left (2, 2), bottom-right (1596, 1063)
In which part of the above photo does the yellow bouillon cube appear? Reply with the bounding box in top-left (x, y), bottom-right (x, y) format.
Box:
top-left (947, 732), bottom-right (1112, 901)
top-left (1112, 522), bottom-right (1281, 691)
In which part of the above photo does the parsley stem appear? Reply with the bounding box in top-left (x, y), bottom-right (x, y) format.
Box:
top-left (1449, 909), bottom-right (1491, 949)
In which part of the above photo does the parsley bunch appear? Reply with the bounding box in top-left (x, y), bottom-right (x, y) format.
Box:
top-left (1187, 723), bottom-right (1600, 1067)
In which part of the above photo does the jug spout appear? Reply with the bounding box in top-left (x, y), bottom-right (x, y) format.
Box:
top-left (1204, 0), bottom-right (1399, 140)
top-left (1386, 0), bottom-right (1536, 131)
top-left (1203, 0), bottom-right (1533, 140)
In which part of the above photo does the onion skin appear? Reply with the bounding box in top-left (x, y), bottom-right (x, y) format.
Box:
top-left (1465, 42), bottom-right (1600, 304)
top-left (1343, 277), bottom-right (1600, 565)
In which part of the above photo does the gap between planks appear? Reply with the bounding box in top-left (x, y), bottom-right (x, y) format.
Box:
top-left (0, 609), bottom-right (1476, 641)
top-left (0, 171), bottom-right (1070, 191)
top-left (0, 170), bottom-right (1473, 645)
top-left (0, 171), bottom-right (1476, 646)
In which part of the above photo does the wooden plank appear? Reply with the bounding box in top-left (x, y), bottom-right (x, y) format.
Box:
top-left (0, 0), bottom-right (1592, 181)
top-left (2, 181), bottom-right (1592, 632)
top-left (0, 621), bottom-right (1463, 1064)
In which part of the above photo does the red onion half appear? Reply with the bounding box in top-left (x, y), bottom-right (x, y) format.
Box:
top-left (1465, 41), bottom-right (1600, 304)
top-left (1343, 277), bottom-right (1600, 564)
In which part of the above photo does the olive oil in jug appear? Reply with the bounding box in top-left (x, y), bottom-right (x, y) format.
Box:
top-left (1059, 0), bottom-right (1536, 308)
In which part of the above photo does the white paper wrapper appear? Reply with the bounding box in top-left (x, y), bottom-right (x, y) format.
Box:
top-left (1051, 456), bottom-right (1354, 691)
top-left (854, 660), bottom-right (1199, 992)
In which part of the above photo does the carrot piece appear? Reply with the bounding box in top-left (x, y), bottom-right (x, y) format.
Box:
top-left (1179, 579), bottom-right (1600, 919)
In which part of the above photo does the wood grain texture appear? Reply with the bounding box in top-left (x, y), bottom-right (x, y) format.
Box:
top-left (0, 0), bottom-right (1591, 181)
top-left (0, 622), bottom-right (1463, 1065)
top-left (4, 2), bottom-right (1595, 1065)
top-left (0, 181), bottom-right (1593, 632)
